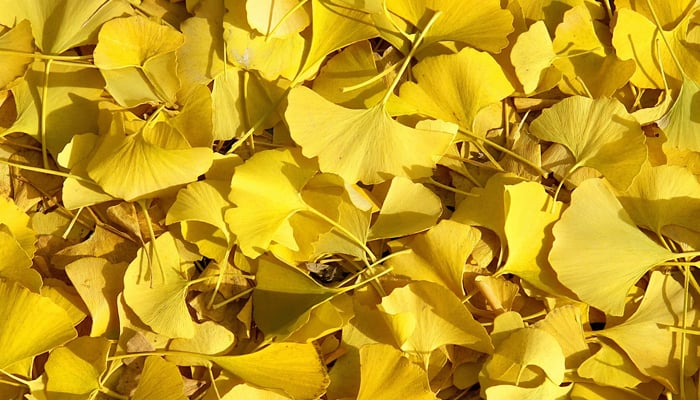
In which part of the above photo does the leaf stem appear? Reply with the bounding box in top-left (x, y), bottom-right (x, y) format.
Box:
top-left (40, 59), bottom-right (53, 169)
top-left (0, 158), bottom-right (92, 183)
top-left (644, 0), bottom-right (686, 77)
top-left (212, 287), bottom-right (255, 309)
top-left (0, 49), bottom-right (93, 61)
top-left (137, 200), bottom-right (165, 287)
top-left (265, 0), bottom-right (309, 39)
top-left (380, 10), bottom-right (442, 106)
top-left (428, 177), bottom-right (477, 197)
top-left (341, 62), bottom-right (400, 93)
top-left (459, 129), bottom-right (550, 177)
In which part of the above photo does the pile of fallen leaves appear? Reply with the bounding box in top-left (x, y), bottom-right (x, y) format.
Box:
top-left (1, 0), bottom-right (699, 399)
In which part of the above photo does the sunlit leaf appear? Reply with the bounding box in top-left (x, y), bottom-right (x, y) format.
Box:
top-left (379, 281), bottom-right (493, 358)
top-left (44, 336), bottom-right (110, 400)
top-left (617, 164), bottom-right (700, 235)
top-left (6, 61), bottom-right (105, 157)
top-left (211, 342), bottom-right (330, 400)
top-left (168, 321), bottom-right (236, 366)
top-left (387, 219), bottom-right (479, 297)
top-left (65, 257), bottom-right (127, 339)
top-left (0, 20), bottom-right (33, 90)
top-left (357, 343), bottom-right (437, 400)
top-left (510, 20), bottom-right (557, 94)
top-left (133, 356), bottom-right (187, 400)
top-left (596, 271), bottom-right (697, 392)
top-left (386, 0), bottom-right (514, 52)
top-left (94, 15), bottom-right (184, 107)
top-left (286, 86), bottom-right (455, 184)
top-left (369, 177), bottom-right (442, 239)
top-left (246, 0), bottom-right (309, 37)
top-left (552, 5), bottom-right (635, 97)
top-left (658, 77), bottom-right (700, 152)
top-left (530, 95), bottom-right (647, 190)
top-left (612, 7), bottom-right (700, 88)
top-left (86, 122), bottom-right (213, 202)
top-left (122, 232), bottom-right (196, 339)
top-left (533, 305), bottom-right (590, 369)
top-left (577, 340), bottom-right (649, 388)
top-left (225, 148), bottom-right (317, 258)
top-left (0, 0), bottom-right (132, 54)
top-left (399, 47), bottom-right (514, 133)
top-left (0, 227), bottom-right (41, 292)
top-left (0, 279), bottom-right (76, 369)
top-left (549, 179), bottom-right (674, 316)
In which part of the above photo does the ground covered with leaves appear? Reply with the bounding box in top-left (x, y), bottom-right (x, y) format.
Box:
top-left (1, 0), bottom-right (700, 399)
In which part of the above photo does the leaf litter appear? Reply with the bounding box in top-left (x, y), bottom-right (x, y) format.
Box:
top-left (0, 0), bottom-right (700, 399)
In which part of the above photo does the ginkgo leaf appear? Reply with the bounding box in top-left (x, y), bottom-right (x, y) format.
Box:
top-left (481, 327), bottom-right (565, 386)
top-left (122, 232), bottom-right (196, 339)
top-left (549, 179), bottom-right (675, 316)
top-left (166, 180), bottom-right (233, 262)
top-left (133, 356), bottom-right (187, 400)
top-left (387, 219), bottom-right (479, 296)
top-left (570, 381), bottom-right (665, 400)
top-left (94, 15), bottom-right (184, 107)
top-left (577, 340), bottom-right (649, 388)
top-left (6, 61), bottom-right (105, 157)
top-left (312, 40), bottom-right (386, 109)
top-left (596, 271), bottom-right (696, 392)
top-left (0, 0), bottom-right (132, 54)
top-left (44, 336), bottom-right (110, 400)
top-left (379, 281), bottom-right (493, 358)
top-left (211, 342), bottom-right (330, 400)
top-left (0, 227), bottom-right (41, 292)
top-left (552, 5), bottom-right (635, 97)
top-left (286, 86), bottom-right (455, 184)
top-left (386, 0), bottom-right (514, 53)
top-left (177, 1), bottom-right (225, 93)
top-left (533, 305), bottom-right (590, 369)
top-left (530, 95), bottom-right (647, 190)
top-left (451, 173), bottom-right (524, 260)
top-left (369, 177), bottom-right (442, 239)
top-left (246, 0), bottom-right (310, 37)
top-left (225, 148), bottom-right (317, 258)
top-left (484, 379), bottom-right (572, 400)
top-left (0, 20), bottom-right (33, 90)
top-left (284, 295), bottom-right (354, 343)
top-left (0, 195), bottom-right (35, 258)
top-left (658, 77), bottom-right (700, 152)
top-left (86, 122), bottom-right (213, 202)
top-left (168, 321), bottom-right (236, 366)
top-left (297, 0), bottom-right (379, 80)
top-left (510, 21), bottom-right (556, 94)
top-left (0, 279), bottom-right (76, 369)
top-left (399, 47), bottom-right (514, 133)
top-left (252, 256), bottom-right (343, 339)
top-left (65, 257), bottom-right (127, 339)
top-left (499, 182), bottom-right (571, 296)
top-left (612, 7), bottom-right (700, 88)
top-left (356, 343), bottom-right (437, 400)
top-left (617, 164), bottom-right (700, 235)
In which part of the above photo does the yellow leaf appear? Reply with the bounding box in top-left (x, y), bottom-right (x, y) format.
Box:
top-left (533, 305), bottom-right (590, 369)
top-left (0, 227), bottom-right (41, 292)
top-left (510, 21), bottom-right (557, 94)
top-left (44, 337), bottom-right (110, 400)
top-left (225, 148), bottom-right (317, 258)
top-left (211, 342), bottom-right (330, 400)
top-left (549, 179), bottom-right (674, 316)
top-left (94, 15), bottom-right (184, 106)
top-left (0, 21), bottom-right (33, 90)
top-left (617, 164), bottom-right (700, 235)
top-left (86, 122), bottom-right (213, 202)
top-left (552, 6), bottom-right (635, 97)
top-left (596, 271), bottom-right (697, 392)
top-left (0, 0), bottom-right (132, 54)
top-left (168, 321), bottom-right (236, 366)
top-left (122, 232), bottom-right (196, 339)
top-left (530, 96), bottom-right (647, 190)
top-left (399, 47), bottom-right (514, 132)
top-left (0, 279), bottom-right (76, 369)
top-left (369, 177), bottom-right (442, 239)
top-left (612, 7), bottom-right (700, 88)
top-left (577, 341), bottom-right (649, 388)
top-left (386, 0), bottom-right (514, 52)
top-left (357, 343), bottom-right (438, 400)
top-left (387, 220), bottom-right (479, 297)
top-left (658, 77), bottom-right (700, 152)
top-left (499, 182), bottom-right (571, 296)
top-left (286, 86), bottom-right (455, 184)
top-left (133, 356), bottom-right (187, 400)
top-left (379, 281), bottom-right (493, 357)
top-left (65, 257), bottom-right (127, 339)
top-left (246, 0), bottom-right (310, 37)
